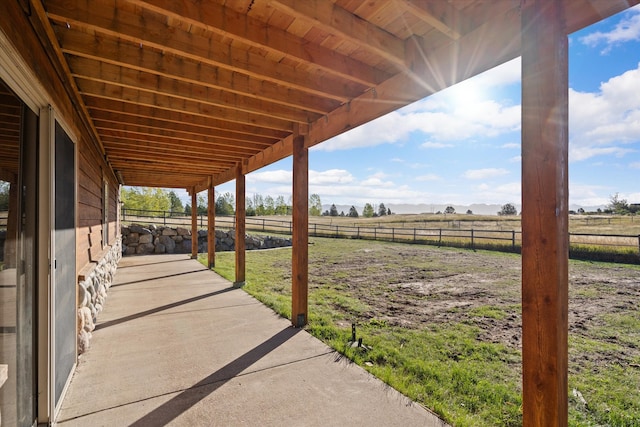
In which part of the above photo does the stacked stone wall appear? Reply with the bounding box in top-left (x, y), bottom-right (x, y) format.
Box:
top-left (77, 240), bottom-right (122, 355)
top-left (121, 224), bottom-right (292, 255)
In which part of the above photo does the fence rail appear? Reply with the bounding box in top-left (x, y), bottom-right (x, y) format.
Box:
top-left (121, 208), bottom-right (640, 262)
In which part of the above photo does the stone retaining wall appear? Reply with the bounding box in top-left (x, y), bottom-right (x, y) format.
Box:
top-left (77, 240), bottom-right (122, 355)
top-left (121, 224), bottom-right (292, 255)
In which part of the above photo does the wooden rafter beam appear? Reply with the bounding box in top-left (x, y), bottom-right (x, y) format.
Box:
top-left (72, 68), bottom-right (318, 124)
top-left (46, 0), bottom-right (364, 102)
top-left (270, 0), bottom-right (406, 68)
top-left (83, 97), bottom-right (289, 140)
top-left (130, 0), bottom-right (391, 88)
top-left (63, 46), bottom-right (340, 114)
top-left (75, 79), bottom-right (294, 131)
top-left (396, 0), bottom-right (464, 40)
top-left (90, 113), bottom-right (277, 147)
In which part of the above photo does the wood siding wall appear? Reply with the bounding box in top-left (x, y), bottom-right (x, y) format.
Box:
top-left (0, 1), bottom-right (119, 275)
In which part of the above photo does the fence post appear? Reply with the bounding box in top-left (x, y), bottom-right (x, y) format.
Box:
top-left (374, 228), bottom-right (377, 240)
top-left (413, 228), bottom-right (416, 243)
top-left (335, 225), bottom-right (339, 237)
top-left (122, 208), bottom-right (126, 221)
top-left (470, 229), bottom-right (474, 249)
top-left (638, 235), bottom-right (640, 254)
top-left (392, 227), bottom-right (395, 242)
top-left (357, 227), bottom-right (360, 239)
top-left (439, 229), bottom-right (442, 245)
top-left (512, 230), bottom-right (516, 250)
top-left (163, 210), bottom-right (166, 226)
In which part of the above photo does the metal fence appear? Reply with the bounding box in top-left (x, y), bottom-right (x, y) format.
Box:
top-left (121, 208), bottom-right (640, 261)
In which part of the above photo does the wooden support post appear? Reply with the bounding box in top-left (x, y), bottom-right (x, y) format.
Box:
top-left (234, 165), bottom-right (246, 286)
top-left (191, 189), bottom-right (198, 259)
top-left (292, 134), bottom-right (309, 327)
top-left (521, 1), bottom-right (569, 425)
top-left (207, 179), bottom-right (215, 269)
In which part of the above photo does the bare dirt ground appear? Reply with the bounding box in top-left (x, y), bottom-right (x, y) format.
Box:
top-left (309, 241), bottom-right (640, 365)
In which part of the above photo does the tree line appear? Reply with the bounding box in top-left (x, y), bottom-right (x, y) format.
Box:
top-left (120, 187), bottom-right (396, 218)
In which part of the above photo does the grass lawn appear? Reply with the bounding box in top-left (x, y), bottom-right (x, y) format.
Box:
top-left (201, 236), bottom-right (640, 426)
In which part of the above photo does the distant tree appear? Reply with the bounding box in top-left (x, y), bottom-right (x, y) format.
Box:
top-left (363, 203), bottom-right (374, 218)
top-left (309, 194), bottom-right (322, 216)
top-left (215, 192), bottom-right (235, 215)
top-left (387, 207), bottom-right (392, 216)
top-left (329, 204), bottom-right (339, 216)
top-left (252, 194), bottom-right (265, 216)
top-left (444, 205), bottom-right (456, 214)
top-left (264, 195), bottom-right (275, 215)
top-left (196, 194), bottom-right (207, 215)
top-left (378, 203), bottom-right (387, 217)
top-left (577, 207), bottom-right (585, 214)
top-left (246, 197), bottom-right (256, 216)
top-left (607, 193), bottom-right (629, 215)
top-left (121, 187), bottom-right (170, 212)
top-left (348, 206), bottom-right (359, 218)
top-left (184, 204), bottom-right (191, 215)
top-left (498, 203), bottom-right (518, 216)
top-left (274, 195), bottom-right (288, 215)
top-left (435, 210), bottom-right (442, 215)
top-left (466, 209), bottom-right (473, 215)
top-left (168, 191), bottom-right (183, 215)
top-left (596, 208), bottom-right (602, 213)
top-left (322, 210), bottom-right (330, 216)
top-left (340, 211), bottom-right (345, 217)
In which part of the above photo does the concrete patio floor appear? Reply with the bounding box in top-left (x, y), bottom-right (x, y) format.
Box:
top-left (57, 254), bottom-right (448, 426)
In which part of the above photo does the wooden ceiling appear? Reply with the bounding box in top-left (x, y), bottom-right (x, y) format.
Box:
top-left (35, 0), bottom-right (639, 191)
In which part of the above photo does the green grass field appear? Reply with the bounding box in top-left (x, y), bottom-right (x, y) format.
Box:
top-left (202, 236), bottom-right (640, 426)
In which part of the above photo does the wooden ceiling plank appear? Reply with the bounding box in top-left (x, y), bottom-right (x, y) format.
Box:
top-left (83, 96), bottom-right (289, 140)
top-left (270, 0), bottom-right (406, 68)
top-left (46, 0), bottom-right (362, 102)
top-left (90, 111), bottom-right (277, 146)
top-left (396, 0), bottom-right (465, 40)
top-left (100, 132), bottom-right (263, 156)
top-left (76, 78), bottom-right (294, 131)
top-left (130, 0), bottom-right (390, 87)
top-left (62, 42), bottom-right (341, 113)
top-left (69, 61), bottom-right (320, 123)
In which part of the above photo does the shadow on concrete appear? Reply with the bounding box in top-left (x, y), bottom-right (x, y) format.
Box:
top-left (128, 327), bottom-right (300, 427)
top-left (109, 269), bottom-right (207, 288)
top-left (94, 286), bottom-right (236, 331)
top-left (117, 257), bottom-right (194, 269)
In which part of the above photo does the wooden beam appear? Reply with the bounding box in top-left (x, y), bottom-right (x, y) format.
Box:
top-left (65, 51), bottom-right (340, 115)
top-left (396, 0), bottom-right (464, 40)
top-left (83, 96), bottom-right (289, 140)
top-left (291, 134), bottom-right (309, 327)
top-left (270, 0), bottom-right (406, 69)
top-left (70, 62), bottom-right (320, 123)
top-left (46, 0), bottom-right (364, 101)
top-left (75, 77), bottom-right (297, 130)
top-left (191, 189), bottom-right (198, 259)
top-left (521, 1), bottom-right (568, 425)
top-left (207, 179), bottom-right (215, 269)
top-left (234, 164), bottom-right (246, 287)
top-left (130, 0), bottom-right (390, 87)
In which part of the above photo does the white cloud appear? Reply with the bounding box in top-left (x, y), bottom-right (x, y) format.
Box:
top-left (501, 142), bottom-right (520, 149)
top-left (509, 155), bottom-right (522, 163)
top-left (630, 162), bottom-right (640, 169)
top-left (579, 5), bottom-right (640, 54)
top-left (309, 169), bottom-right (354, 185)
top-left (316, 59), bottom-right (522, 152)
top-left (468, 182), bottom-right (521, 205)
top-left (247, 169), bottom-right (291, 184)
top-left (415, 173), bottom-right (442, 182)
top-left (462, 168), bottom-right (510, 180)
top-left (569, 63), bottom-right (640, 161)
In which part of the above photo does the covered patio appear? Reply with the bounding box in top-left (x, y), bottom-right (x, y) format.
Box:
top-left (57, 254), bottom-right (446, 426)
top-left (1, 0), bottom-right (639, 425)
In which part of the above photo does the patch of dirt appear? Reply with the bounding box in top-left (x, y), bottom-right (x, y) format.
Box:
top-left (309, 243), bottom-right (640, 368)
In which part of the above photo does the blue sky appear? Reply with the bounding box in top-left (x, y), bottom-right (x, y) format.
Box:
top-left (187, 6), bottom-right (640, 212)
